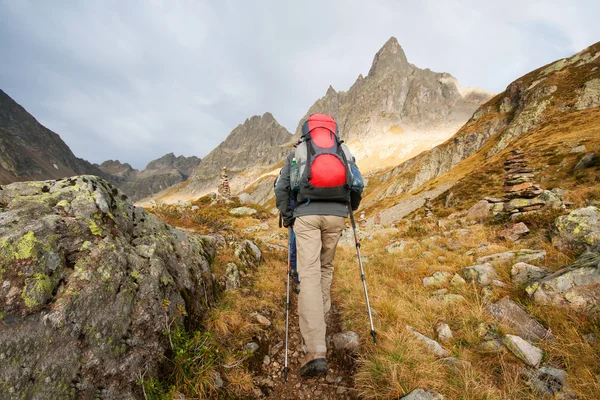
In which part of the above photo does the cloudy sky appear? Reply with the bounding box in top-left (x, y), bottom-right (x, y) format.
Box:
top-left (1, 0), bottom-right (598, 169)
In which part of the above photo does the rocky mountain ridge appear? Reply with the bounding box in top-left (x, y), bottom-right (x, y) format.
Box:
top-left (97, 153), bottom-right (201, 202)
top-left (0, 89), bottom-right (111, 185)
top-left (362, 40), bottom-right (600, 221)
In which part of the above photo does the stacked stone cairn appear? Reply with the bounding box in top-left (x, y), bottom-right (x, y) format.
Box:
top-left (424, 197), bottom-right (435, 219)
top-left (217, 167), bottom-right (231, 200)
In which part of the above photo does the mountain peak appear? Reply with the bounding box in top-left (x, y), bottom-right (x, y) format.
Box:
top-left (326, 85), bottom-right (337, 96)
top-left (368, 36), bottom-right (409, 77)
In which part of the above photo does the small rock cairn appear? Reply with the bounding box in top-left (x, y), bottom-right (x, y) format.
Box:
top-left (503, 149), bottom-right (542, 201)
top-left (424, 197), bottom-right (434, 219)
top-left (217, 167), bottom-right (231, 200)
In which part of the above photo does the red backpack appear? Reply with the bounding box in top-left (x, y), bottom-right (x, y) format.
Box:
top-left (290, 114), bottom-right (360, 203)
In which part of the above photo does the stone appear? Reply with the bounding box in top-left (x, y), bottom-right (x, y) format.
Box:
top-left (245, 342), bottom-right (260, 354)
top-left (484, 197), bottom-right (504, 203)
top-left (440, 357), bottom-right (471, 370)
top-left (437, 294), bottom-right (467, 303)
top-left (476, 249), bottom-right (546, 266)
top-left (486, 297), bottom-right (553, 341)
top-left (406, 325), bottom-right (449, 357)
top-left (332, 331), bottom-right (360, 355)
top-left (478, 339), bottom-right (505, 352)
top-left (212, 371), bottom-right (224, 388)
top-left (229, 206), bottom-right (257, 216)
top-left (573, 152), bottom-right (598, 170)
top-left (234, 239), bottom-right (262, 269)
top-left (503, 335), bottom-right (543, 366)
top-left (252, 312), bottom-right (271, 327)
top-left (225, 263), bottom-right (241, 290)
top-left (466, 200), bottom-right (492, 221)
top-left (401, 388), bottom-right (445, 400)
top-left (527, 251), bottom-right (600, 313)
top-left (461, 263), bottom-right (498, 286)
top-left (423, 271), bottom-right (453, 287)
top-left (522, 366), bottom-right (574, 398)
top-left (504, 181), bottom-right (533, 192)
top-left (552, 207), bottom-right (600, 252)
top-left (435, 322), bottom-right (453, 342)
top-left (386, 240), bottom-right (408, 254)
top-left (450, 274), bottom-right (466, 286)
top-left (0, 177), bottom-right (217, 399)
top-left (537, 190), bottom-right (563, 208)
top-left (511, 262), bottom-right (549, 285)
top-left (570, 145), bottom-right (586, 154)
top-left (499, 222), bottom-right (530, 242)
top-left (242, 223), bottom-right (269, 234)
top-left (504, 198), bottom-right (545, 212)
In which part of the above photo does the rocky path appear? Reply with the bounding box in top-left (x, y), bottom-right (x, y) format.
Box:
top-left (253, 294), bottom-right (359, 399)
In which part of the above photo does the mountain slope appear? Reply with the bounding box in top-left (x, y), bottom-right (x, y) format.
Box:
top-left (361, 40), bottom-right (600, 222)
top-left (154, 113), bottom-right (291, 203)
top-left (293, 37), bottom-right (493, 171)
top-left (0, 89), bottom-right (109, 184)
top-left (97, 154), bottom-right (201, 202)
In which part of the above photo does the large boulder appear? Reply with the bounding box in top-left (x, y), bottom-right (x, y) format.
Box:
top-left (552, 207), bottom-right (600, 252)
top-left (0, 176), bottom-right (216, 399)
top-left (526, 251), bottom-right (600, 313)
top-left (466, 200), bottom-right (492, 221)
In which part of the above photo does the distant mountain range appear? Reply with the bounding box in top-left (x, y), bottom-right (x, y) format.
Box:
top-left (0, 36), bottom-right (494, 204)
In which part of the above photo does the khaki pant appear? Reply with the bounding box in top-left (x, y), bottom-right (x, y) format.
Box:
top-left (294, 215), bottom-right (346, 354)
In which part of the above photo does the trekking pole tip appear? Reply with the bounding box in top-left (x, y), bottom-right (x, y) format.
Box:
top-left (284, 367), bottom-right (289, 382)
top-left (371, 330), bottom-right (377, 345)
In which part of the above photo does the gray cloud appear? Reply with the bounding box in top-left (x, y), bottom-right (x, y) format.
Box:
top-left (1, 0), bottom-right (598, 169)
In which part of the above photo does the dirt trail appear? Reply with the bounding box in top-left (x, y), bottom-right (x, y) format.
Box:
top-left (253, 293), bottom-right (359, 399)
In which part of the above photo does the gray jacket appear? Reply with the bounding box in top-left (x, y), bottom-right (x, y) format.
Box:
top-left (274, 152), bottom-right (352, 226)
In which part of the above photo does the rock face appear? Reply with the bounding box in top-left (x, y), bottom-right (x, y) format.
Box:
top-left (98, 153), bottom-right (201, 202)
top-left (0, 176), bottom-right (216, 399)
top-left (0, 89), bottom-right (112, 185)
top-left (376, 41), bottom-right (600, 198)
top-left (293, 37), bottom-right (492, 170)
top-left (184, 113), bottom-right (291, 196)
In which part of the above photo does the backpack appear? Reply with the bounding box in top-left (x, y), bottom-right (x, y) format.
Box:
top-left (290, 114), bottom-right (363, 203)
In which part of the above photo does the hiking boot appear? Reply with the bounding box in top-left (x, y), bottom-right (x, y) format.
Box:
top-left (300, 352), bottom-right (327, 377)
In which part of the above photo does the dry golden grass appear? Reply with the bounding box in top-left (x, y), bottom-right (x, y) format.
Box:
top-left (332, 212), bottom-right (600, 398)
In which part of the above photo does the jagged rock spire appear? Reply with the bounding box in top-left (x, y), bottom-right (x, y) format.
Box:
top-left (368, 37), bottom-right (410, 77)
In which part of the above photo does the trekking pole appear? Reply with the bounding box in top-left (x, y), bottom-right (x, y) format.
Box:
top-left (348, 208), bottom-right (377, 345)
top-left (283, 226), bottom-right (292, 382)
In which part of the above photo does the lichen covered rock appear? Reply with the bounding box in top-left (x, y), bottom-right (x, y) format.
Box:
top-left (0, 176), bottom-right (217, 399)
top-left (552, 207), bottom-right (600, 252)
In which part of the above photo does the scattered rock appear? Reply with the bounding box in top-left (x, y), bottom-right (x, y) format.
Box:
top-left (503, 335), bottom-right (543, 366)
top-left (252, 312), bottom-right (271, 327)
top-left (522, 366), bottom-right (574, 398)
top-left (229, 206), bottom-right (257, 216)
top-left (423, 271), bottom-right (453, 287)
top-left (478, 339), bottom-right (505, 352)
top-left (386, 240), bottom-right (408, 253)
top-left (245, 342), bottom-right (260, 354)
top-left (527, 251), bottom-right (600, 313)
top-left (486, 297), bottom-right (553, 341)
top-left (499, 222), bottom-right (530, 242)
top-left (466, 200), bottom-right (492, 221)
top-left (440, 357), bottom-right (471, 370)
top-left (573, 152), bottom-right (598, 170)
top-left (570, 145), bottom-right (586, 154)
top-left (332, 331), bottom-right (360, 355)
top-left (435, 322), bottom-right (453, 343)
top-left (406, 326), bottom-right (449, 358)
top-left (212, 371), bottom-right (224, 388)
top-left (552, 207), bottom-right (600, 252)
top-left (450, 274), bottom-right (466, 286)
top-left (401, 388), bottom-right (445, 400)
top-left (225, 263), bottom-right (241, 290)
top-left (476, 249), bottom-right (546, 266)
top-left (511, 262), bottom-right (550, 285)
top-left (234, 239), bottom-right (262, 269)
top-left (461, 263), bottom-right (498, 286)
top-left (242, 223), bottom-right (269, 234)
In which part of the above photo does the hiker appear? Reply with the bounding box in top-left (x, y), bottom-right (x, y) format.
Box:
top-left (274, 113), bottom-right (363, 377)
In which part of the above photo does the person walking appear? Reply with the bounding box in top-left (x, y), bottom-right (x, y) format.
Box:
top-left (274, 113), bottom-right (362, 377)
